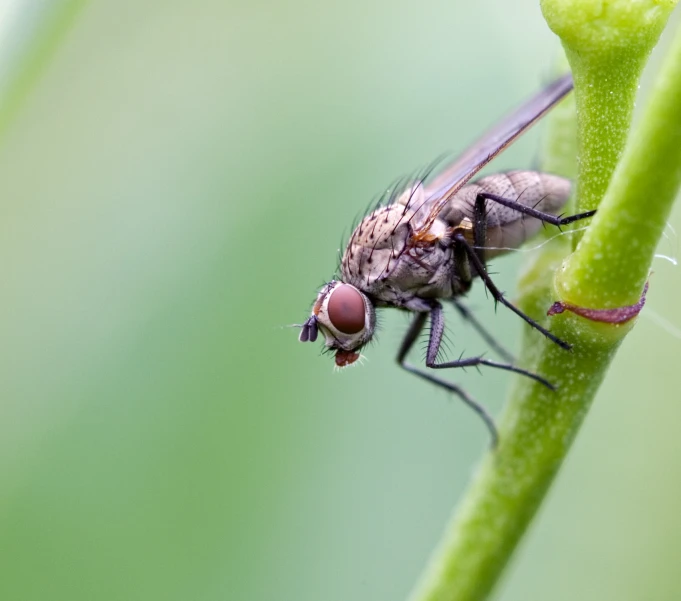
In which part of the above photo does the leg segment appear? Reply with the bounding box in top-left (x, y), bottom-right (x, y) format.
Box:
top-left (477, 191), bottom-right (596, 226)
top-left (396, 303), bottom-right (555, 447)
top-left (473, 193), bottom-right (488, 266)
top-left (396, 309), bottom-right (499, 447)
top-left (425, 304), bottom-right (552, 390)
top-left (452, 298), bottom-right (515, 363)
top-left (454, 231), bottom-right (571, 349)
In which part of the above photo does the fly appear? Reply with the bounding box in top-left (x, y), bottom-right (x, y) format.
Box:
top-left (298, 73), bottom-right (595, 446)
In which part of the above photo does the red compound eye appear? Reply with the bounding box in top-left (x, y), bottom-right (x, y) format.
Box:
top-left (327, 284), bottom-right (365, 334)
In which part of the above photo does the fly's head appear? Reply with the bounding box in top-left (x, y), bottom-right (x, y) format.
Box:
top-left (299, 280), bottom-right (376, 367)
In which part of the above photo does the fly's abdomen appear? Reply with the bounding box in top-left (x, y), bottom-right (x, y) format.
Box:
top-left (440, 170), bottom-right (571, 258)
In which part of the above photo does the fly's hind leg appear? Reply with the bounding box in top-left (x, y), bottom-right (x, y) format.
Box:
top-left (476, 191), bottom-right (596, 227)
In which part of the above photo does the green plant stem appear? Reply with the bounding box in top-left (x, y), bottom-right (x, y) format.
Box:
top-left (409, 328), bottom-right (616, 601)
top-left (567, 56), bottom-right (641, 217)
top-left (409, 6), bottom-right (681, 601)
top-left (559, 31), bottom-right (681, 308)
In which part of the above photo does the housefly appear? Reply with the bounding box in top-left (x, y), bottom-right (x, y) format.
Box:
top-left (298, 74), bottom-right (595, 445)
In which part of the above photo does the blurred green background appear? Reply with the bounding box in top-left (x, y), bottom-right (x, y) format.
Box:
top-left (1, 1), bottom-right (680, 600)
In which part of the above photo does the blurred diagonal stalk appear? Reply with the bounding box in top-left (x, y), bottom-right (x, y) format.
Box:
top-left (409, 3), bottom-right (681, 601)
top-left (0, 0), bottom-right (88, 141)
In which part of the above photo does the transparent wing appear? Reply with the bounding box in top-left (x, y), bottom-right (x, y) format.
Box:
top-left (415, 73), bottom-right (573, 234)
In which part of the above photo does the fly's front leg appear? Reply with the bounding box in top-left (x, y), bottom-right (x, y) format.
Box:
top-left (397, 303), bottom-right (554, 447)
top-left (397, 309), bottom-right (499, 447)
top-left (477, 191), bottom-right (596, 226)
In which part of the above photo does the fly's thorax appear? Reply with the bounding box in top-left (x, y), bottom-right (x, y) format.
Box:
top-left (341, 204), bottom-right (414, 289)
top-left (298, 280), bottom-right (376, 367)
top-left (339, 201), bottom-right (457, 309)
top-left (339, 181), bottom-right (435, 293)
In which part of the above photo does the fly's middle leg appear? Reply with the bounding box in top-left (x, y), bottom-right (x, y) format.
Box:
top-left (452, 299), bottom-right (515, 363)
top-left (451, 204), bottom-right (515, 362)
top-left (473, 193), bottom-right (488, 266)
top-left (456, 197), bottom-right (574, 350)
